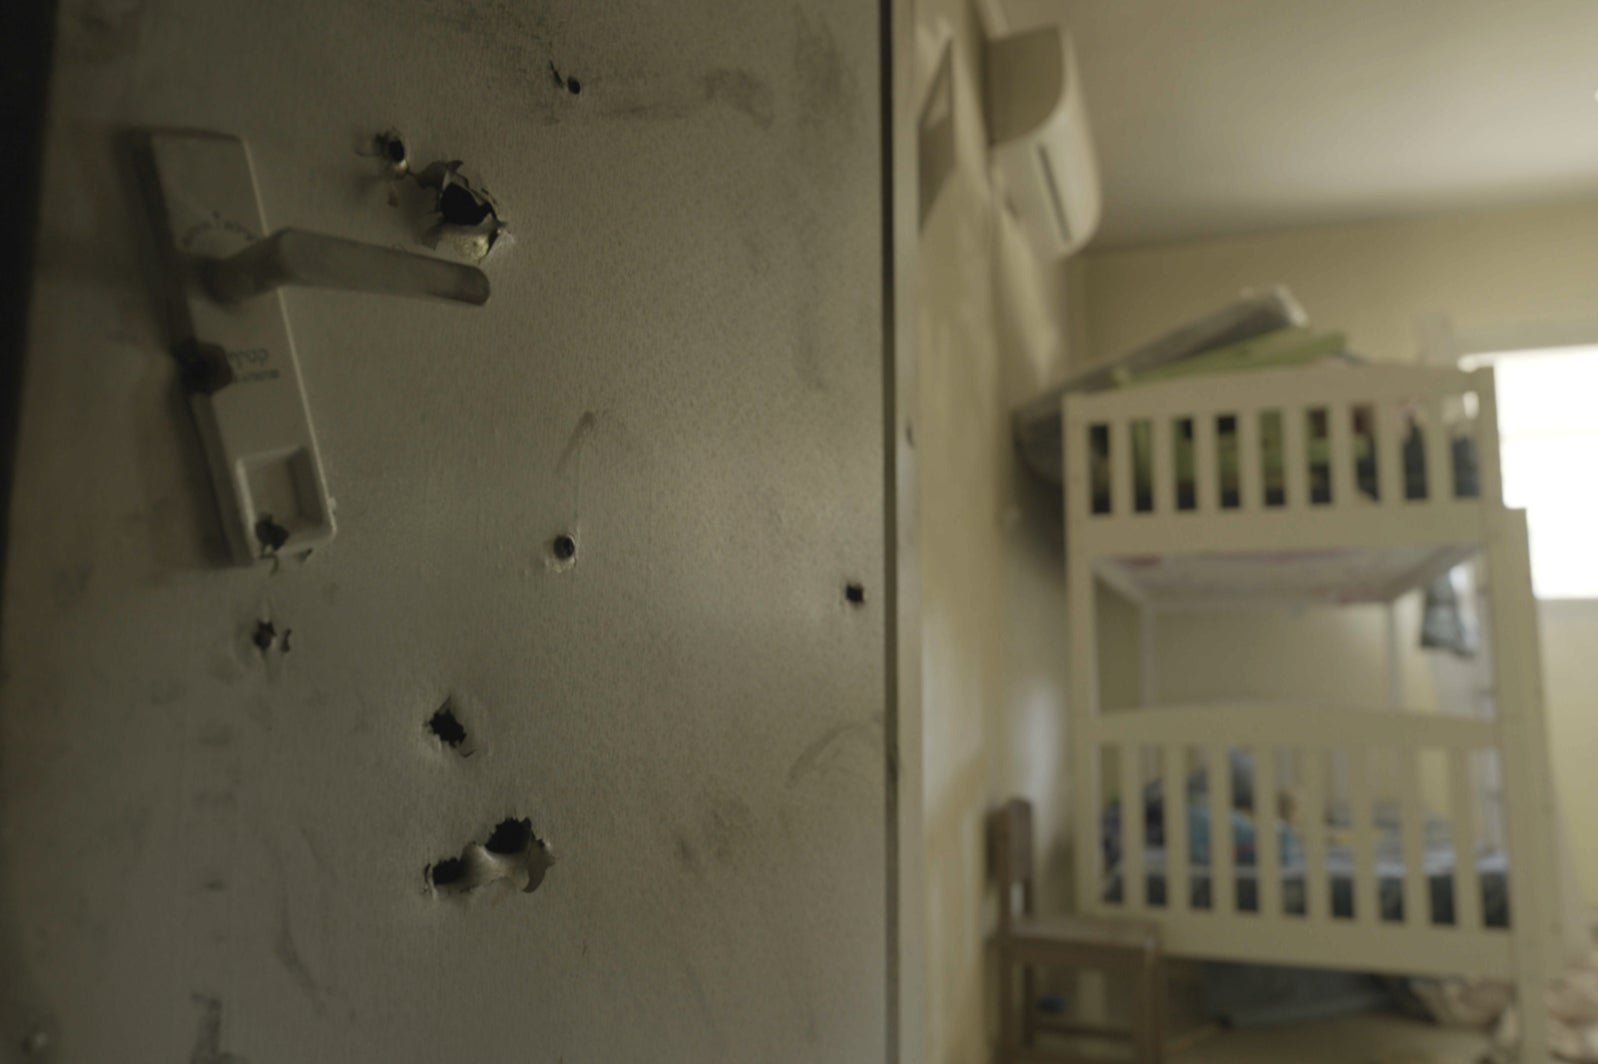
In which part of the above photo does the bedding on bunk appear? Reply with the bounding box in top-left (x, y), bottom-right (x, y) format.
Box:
top-left (1004, 287), bottom-right (1483, 509)
top-left (1099, 752), bottom-right (1510, 928)
top-left (1102, 829), bottom-right (1510, 928)
top-left (1014, 288), bottom-right (1487, 513)
top-left (1013, 288), bottom-right (1309, 484)
top-left (1101, 771), bottom-right (1517, 1033)
top-left (1087, 409), bottom-right (1482, 514)
top-left (1091, 416), bottom-right (1482, 512)
top-left (1083, 338), bottom-right (1484, 515)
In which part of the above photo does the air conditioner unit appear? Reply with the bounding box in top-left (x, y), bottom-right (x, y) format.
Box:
top-left (985, 24), bottom-right (1101, 259)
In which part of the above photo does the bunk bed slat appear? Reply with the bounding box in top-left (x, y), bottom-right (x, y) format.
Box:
top-left (1398, 750), bottom-right (1430, 926)
top-left (1164, 743), bottom-right (1190, 914)
top-left (1151, 416), bottom-right (1176, 515)
top-left (1423, 396), bottom-right (1452, 503)
top-left (1472, 369), bottom-right (1503, 505)
top-left (1207, 745), bottom-right (1235, 915)
top-left (1348, 750), bottom-right (1379, 926)
top-left (1139, 607), bottom-right (1159, 705)
top-left (1121, 743), bottom-right (1144, 911)
top-left (1301, 749), bottom-right (1329, 922)
top-left (1236, 408), bottom-right (1263, 511)
top-left (1193, 415), bottom-right (1219, 514)
top-left (1063, 397), bottom-right (1102, 923)
top-left (1327, 401), bottom-right (1358, 506)
top-left (1377, 400), bottom-right (1407, 508)
top-left (1448, 748), bottom-right (1484, 933)
top-left (1488, 508), bottom-right (1559, 1043)
top-left (1109, 418), bottom-right (1134, 517)
top-left (1063, 398), bottom-right (1092, 520)
top-left (1282, 406), bottom-right (1309, 510)
top-left (1254, 746), bottom-right (1282, 917)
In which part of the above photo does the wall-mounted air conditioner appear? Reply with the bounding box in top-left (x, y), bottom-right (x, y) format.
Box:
top-left (985, 23), bottom-right (1101, 259)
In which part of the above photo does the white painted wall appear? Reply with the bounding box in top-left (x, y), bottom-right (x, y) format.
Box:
top-left (914, 2), bottom-right (1079, 1059)
top-left (2, 3), bottom-right (897, 1061)
top-left (1074, 197), bottom-right (1598, 904)
top-left (1079, 198), bottom-right (1598, 361)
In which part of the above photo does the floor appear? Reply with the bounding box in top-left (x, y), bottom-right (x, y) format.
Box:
top-left (1034, 1008), bottom-right (1492, 1064)
top-left (1170, 1012), bottom-right (1490, 1064)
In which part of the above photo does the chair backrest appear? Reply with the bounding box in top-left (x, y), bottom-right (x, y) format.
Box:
top-left (990, 798), bottom-right (1035, 931)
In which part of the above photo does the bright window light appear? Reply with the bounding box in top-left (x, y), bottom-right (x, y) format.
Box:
top-left (1463, 345), bottom-right (1598, 599)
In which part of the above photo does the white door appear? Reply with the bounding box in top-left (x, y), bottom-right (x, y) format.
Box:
top-left (2, 2), bottom-right (895, 1060)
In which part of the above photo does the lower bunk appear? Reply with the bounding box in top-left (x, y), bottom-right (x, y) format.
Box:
top-left (1074, 704), bottom-right (1567, 1057)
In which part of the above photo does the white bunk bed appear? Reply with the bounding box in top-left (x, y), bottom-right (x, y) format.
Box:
top-left (1060, 363), bottom-right (1564, 1058)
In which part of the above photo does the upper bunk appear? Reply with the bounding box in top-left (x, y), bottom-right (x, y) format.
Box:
top-left (1060, 361), bottom-right (1503, 605)
top-left (1013, 290), bottom-right (1509, 608)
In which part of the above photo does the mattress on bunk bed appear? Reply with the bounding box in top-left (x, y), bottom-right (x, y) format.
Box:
top-left (1099, 753), bottom-right (1511, 926)
top-left (1101, 834), bottom-right (1511, 928)
top-left (1014, 289), bottom-right (1310, 484)
top-left (1098, 815), bottom-right (1513, 1029)
top-left (1086, 421), bottom-right (1482, 514)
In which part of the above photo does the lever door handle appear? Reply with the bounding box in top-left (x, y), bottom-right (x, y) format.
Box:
top-left (204, 228), bottom-right (491, 306)
top-left (139, 131), bottom-right (491, 565)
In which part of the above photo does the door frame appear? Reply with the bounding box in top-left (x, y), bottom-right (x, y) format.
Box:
top-left (0, 0), bottom-right (59, 611)
top-left (882, 0), bottom-right (924, 1060)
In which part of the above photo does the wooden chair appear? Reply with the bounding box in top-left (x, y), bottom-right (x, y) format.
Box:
top-left (992, 798), bottom-right (1165, 1064)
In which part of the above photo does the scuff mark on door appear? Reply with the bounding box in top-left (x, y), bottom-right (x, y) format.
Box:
top-left (188, 995), bottom-right (247, 1064)
top-left (275, 905), bottom-right (327, 1015)
top-left (786, 715), bottom-right (883, 788)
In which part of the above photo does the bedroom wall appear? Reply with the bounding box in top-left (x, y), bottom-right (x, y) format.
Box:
top-left (914, 0), bottom-right (1081, 1059)
top-left (1070, 196), bottom-right (1598, 906)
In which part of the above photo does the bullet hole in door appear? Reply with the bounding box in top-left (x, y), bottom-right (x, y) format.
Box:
top-left (845, 582), bottom-right (866, 606)
top-left (437, 182), bottom-right (494, 227)
top-left (405, 162), bottom-right (505, 262)
top-left (485, 817), bottom-right (534, 855)
top-left (546, 530), bottom-right (578, 571)
top-left (426, 702), bottom-right (468, 749)
top-left (374, 128), bottom-right (408, 177)
top-left (175, 338), bottom-right (234, 396)
top-left (428, 818), bottom-right (555, 896)
top-left (371, 132), bottom-right (507, 264)
top-left (251, 619), bottom-right (292, 655)
top-left (252, 620), bottom-right (277, 652)
top-left (549, 61), bottom-right (581, 95)
top-left (255, 515), bottom-right (290, 555)
top-left (429, 858), bottom-right (465, 887)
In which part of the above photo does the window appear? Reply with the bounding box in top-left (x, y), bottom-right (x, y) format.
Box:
top-left (1462, 345), bottom-right (1598, 599)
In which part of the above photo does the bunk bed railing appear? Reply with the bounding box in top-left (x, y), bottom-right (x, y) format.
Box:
top-left (1077, 703), bottom-right (1518, 977)
top-left (1062, 365), bottom-right (1501, 557)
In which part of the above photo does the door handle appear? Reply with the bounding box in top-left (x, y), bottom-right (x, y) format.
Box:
top-left (138, 130), bottom-right (501, 566)
top-left (204, 228), bottom-right (491, 305)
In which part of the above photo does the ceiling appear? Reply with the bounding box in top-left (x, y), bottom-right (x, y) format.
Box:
top-left (1021, 0), bottom-right (1598, 249)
